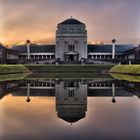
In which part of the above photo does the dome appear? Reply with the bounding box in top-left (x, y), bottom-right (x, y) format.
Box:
top-left (57, 109), bottom-right (86, 124)
top-left (58, 18), bottom-right (84, 25)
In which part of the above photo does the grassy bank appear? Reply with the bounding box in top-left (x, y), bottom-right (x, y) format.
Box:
top-left (111, 73), bottom-right (140, 83)
top-left (0, 64), bottom-right (114, 75)
top-left (25, 64), bottom-right (114, 73)
top-left (0, 73), bottom-right (28, 82)
top-left (0, 65), bottom-right (29, 74)
top-left (110, 65), bottom-right (140, 75)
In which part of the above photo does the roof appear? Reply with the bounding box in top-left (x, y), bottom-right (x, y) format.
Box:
top-left (12, 44), bottom-right (134, 54)
top-left (88, 44), bottom-right (134, 53)
top-left (0, 43), bottom-right (5, 49)
top-left (12, 44), bottom-right (55, 53)
top-left (125, 45), bottom-right (140, 54)
top-left (58, 18), bottom-right (84, 25)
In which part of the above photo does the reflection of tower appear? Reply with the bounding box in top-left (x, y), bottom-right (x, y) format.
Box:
top-left (26, 83), bottom-right (31, 103)
top-left (56, 80), bottom-right (87, 124)
top-left (112, 83), bottom-right (116, 103)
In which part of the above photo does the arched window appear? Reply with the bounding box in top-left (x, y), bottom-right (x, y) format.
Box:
top-left (68, 45), bottom-right (74, 51)
top-left (68, 90), bottom-right (75, 97)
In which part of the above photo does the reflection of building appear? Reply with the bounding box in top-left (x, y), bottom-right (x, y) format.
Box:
top-left (1, 79), bottom-right (140, 124)
top-left (56, 80), bottom-right (87, 124)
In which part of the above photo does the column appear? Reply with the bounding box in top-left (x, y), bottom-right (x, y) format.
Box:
top-left (26, 40), bottom-right (30, 59)
top-left (112, 39), bottom-right (116, 59)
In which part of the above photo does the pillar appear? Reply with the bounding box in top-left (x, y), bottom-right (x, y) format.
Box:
top-left (112, 39), bottom-right (116, 59)
top-left (26, 40), bottom-right (30, 60)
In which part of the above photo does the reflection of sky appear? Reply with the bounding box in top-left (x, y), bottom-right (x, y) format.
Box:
top-left (0, 95), bottom-right (140, 140)
top-left (1, 0), bottom-right (140, 45)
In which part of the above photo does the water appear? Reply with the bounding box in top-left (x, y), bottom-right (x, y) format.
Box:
top-left (0, 75), bottom-right (140, 140)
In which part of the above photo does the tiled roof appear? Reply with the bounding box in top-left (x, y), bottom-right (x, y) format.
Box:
top-left (12, 44), bottom-right (134, 54)
top-left (88, 44), bottom-right (134, 53)
top-left (12, 44), bottom-right (55, 53)
top-left (58, 18), bottom-right (84, 25)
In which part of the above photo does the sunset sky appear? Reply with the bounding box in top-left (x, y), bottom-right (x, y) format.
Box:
top-left (1, 0), bottom-right (140, 46)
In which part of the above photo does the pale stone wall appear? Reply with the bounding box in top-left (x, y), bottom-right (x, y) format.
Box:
top-left (55, 23), bottom-right (87, 61)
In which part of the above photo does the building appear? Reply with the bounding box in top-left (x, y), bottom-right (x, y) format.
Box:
top-left (56, 18), bottom-right (87, 62)
top-left (0, 43), bottom-right (18, 64)
top-left (7, 18), bottom-right (139, 64)
top-left (12, 44), bottom-right (55, 64)
top-left (0, 43), bottom-right (6, 63)
top-left (125, 45), bottom-right (140, 60)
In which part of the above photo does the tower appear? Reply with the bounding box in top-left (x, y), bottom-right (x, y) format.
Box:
top-left (55, 17), bottom-right (87, 63)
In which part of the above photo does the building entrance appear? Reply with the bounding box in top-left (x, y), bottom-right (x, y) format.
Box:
top-left (65, 53), bottom-right (79, 63)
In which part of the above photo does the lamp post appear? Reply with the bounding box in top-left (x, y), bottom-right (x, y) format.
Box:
top-left (112, 39), bottom-right (116, 59)
top-left (26, 40), bottom-right (31, 60)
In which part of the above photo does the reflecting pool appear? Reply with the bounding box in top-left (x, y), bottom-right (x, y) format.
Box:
top-left (0, 75), bottom-right (140, 140)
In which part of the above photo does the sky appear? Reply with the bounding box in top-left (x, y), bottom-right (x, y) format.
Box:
top-left (1, 0), bottom-right (140, 46)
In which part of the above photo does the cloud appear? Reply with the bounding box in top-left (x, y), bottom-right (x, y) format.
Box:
top-left (1, 0), bottom-right (140, 44)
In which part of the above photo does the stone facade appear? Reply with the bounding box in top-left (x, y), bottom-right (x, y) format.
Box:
top-left (55, 18), bottom-right (87, 62)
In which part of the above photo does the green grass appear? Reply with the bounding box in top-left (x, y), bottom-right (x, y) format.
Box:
top-left (110, 73), bottom-right (140, 83)
top-left (0, 73), bottom-right (28, 82)
top-left (110, 65), bottom-right (140, 75)
top-left (26, 73), bottom-right (112, 79)
top-left (0, 64), bottom-right (114, 74)
top-left (25, 64), bottom-right (114, 73)
top-left (0, 65), bottom-right (29, 74)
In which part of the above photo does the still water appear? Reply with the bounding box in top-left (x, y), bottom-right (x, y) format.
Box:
top-left (0, 75), bottom-right (140, 140)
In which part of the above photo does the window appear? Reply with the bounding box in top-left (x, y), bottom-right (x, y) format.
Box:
top-left (76, 28), bottom-right (82, 33)
top-left (68, 45), bottom-right (74, 51)
top-left (69, 28), bottom-right (74, 33)
top-left (68, 90), bottom-right (75, 97)
top-left (62, 28), bottom-right (67, 33)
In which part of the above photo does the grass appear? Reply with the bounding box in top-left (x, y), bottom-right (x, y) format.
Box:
top-left (0, 73), bottom-right (28, 82)
top-left (110, 73), bottom-right (140, 83)
top-left (0, 64), bottom-right (114, 74)
top-left (110, 65), bottom-right (140, 75)
top-left (0, 65), bottom-right (29, 74)
top-left (26, 73), bottom-right (112, 79)
top-left (25, 64), bottom-right (114, 73)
